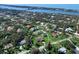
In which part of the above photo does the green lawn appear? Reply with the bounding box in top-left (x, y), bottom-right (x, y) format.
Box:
top-left (44, 32), bottom-right (69, 43)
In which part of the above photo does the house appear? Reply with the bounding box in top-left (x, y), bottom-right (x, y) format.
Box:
top-left (33, 13), bottom-right (36, 16)
top-left (58, 47), bottom-right (67, 54)
top-left (51, 15), bottom-right (54, 18)
top-left (51, 31), bottom-right (58, 37)
top-left (26, 24), bottom-right (32, 29)
top-left (7, 26), bottom-right (14, 32)
top-left (36, 21), bottom-right (40, 24)
top-left (16, 35), bottom-right (25, 46)
top-left (19, 46), bottom-right (23, 50)
top-left (16, 28), bottom-right (22, 33)
top-left (40, 22), bottom-right (44, 26)
top-left (74, 22), bottom-right (79, 38)
top-left (11, 18), bottom-right (16, 22)
top-left (73, 46), bottom-right (79, 54)
top-left (19, 39), bottom-right (26, 45)
top-left (30, 27), bottom-right (37, 32)
top-left (36, 37), bottom-right (44, 42)
top-left (65, 27), bottom-right (73, 33)
top-left (66, 18), bottom-right (70, 21)
top-left (4, 43), bottom-right (13, 49)
top-left (74, 32), bottom-right (79, 38)
top-left (39, 42), bottom-right (46, 52)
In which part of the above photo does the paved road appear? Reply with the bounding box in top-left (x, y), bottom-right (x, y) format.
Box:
top-left (51, 37), bottom-right (72, 44)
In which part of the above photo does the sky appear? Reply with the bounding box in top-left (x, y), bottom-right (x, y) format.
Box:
top-left (0, 0), bottom-right (79, 10)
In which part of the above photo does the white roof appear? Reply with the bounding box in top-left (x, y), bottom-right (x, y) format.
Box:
top-left (74, 46), bottom-right (79, 54)
top-left (76, 46), bottom-right (79, 51)
top-left (74, 32), bottom-right (79, 36)
top-left (58, 47), bottom-right (67, 53)
top-left (20, 39), bottom-right (26, 45)
top-left (65, 27), bottom-right (73, 32)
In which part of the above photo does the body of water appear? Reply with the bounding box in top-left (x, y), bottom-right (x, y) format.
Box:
top-left (14, 4), bottom-right (79, 10)
top-left (0, 4), bottom-right (79, 15)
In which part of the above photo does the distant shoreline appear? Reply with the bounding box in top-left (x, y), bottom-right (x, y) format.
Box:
top-left (3, 4), bottom-right (79, 10)
top-left (0, 4), bottom-right (79, 15)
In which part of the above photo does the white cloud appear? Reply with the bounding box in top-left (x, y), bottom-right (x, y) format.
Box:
top-left (0, 0), bottom-right (79, 4)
